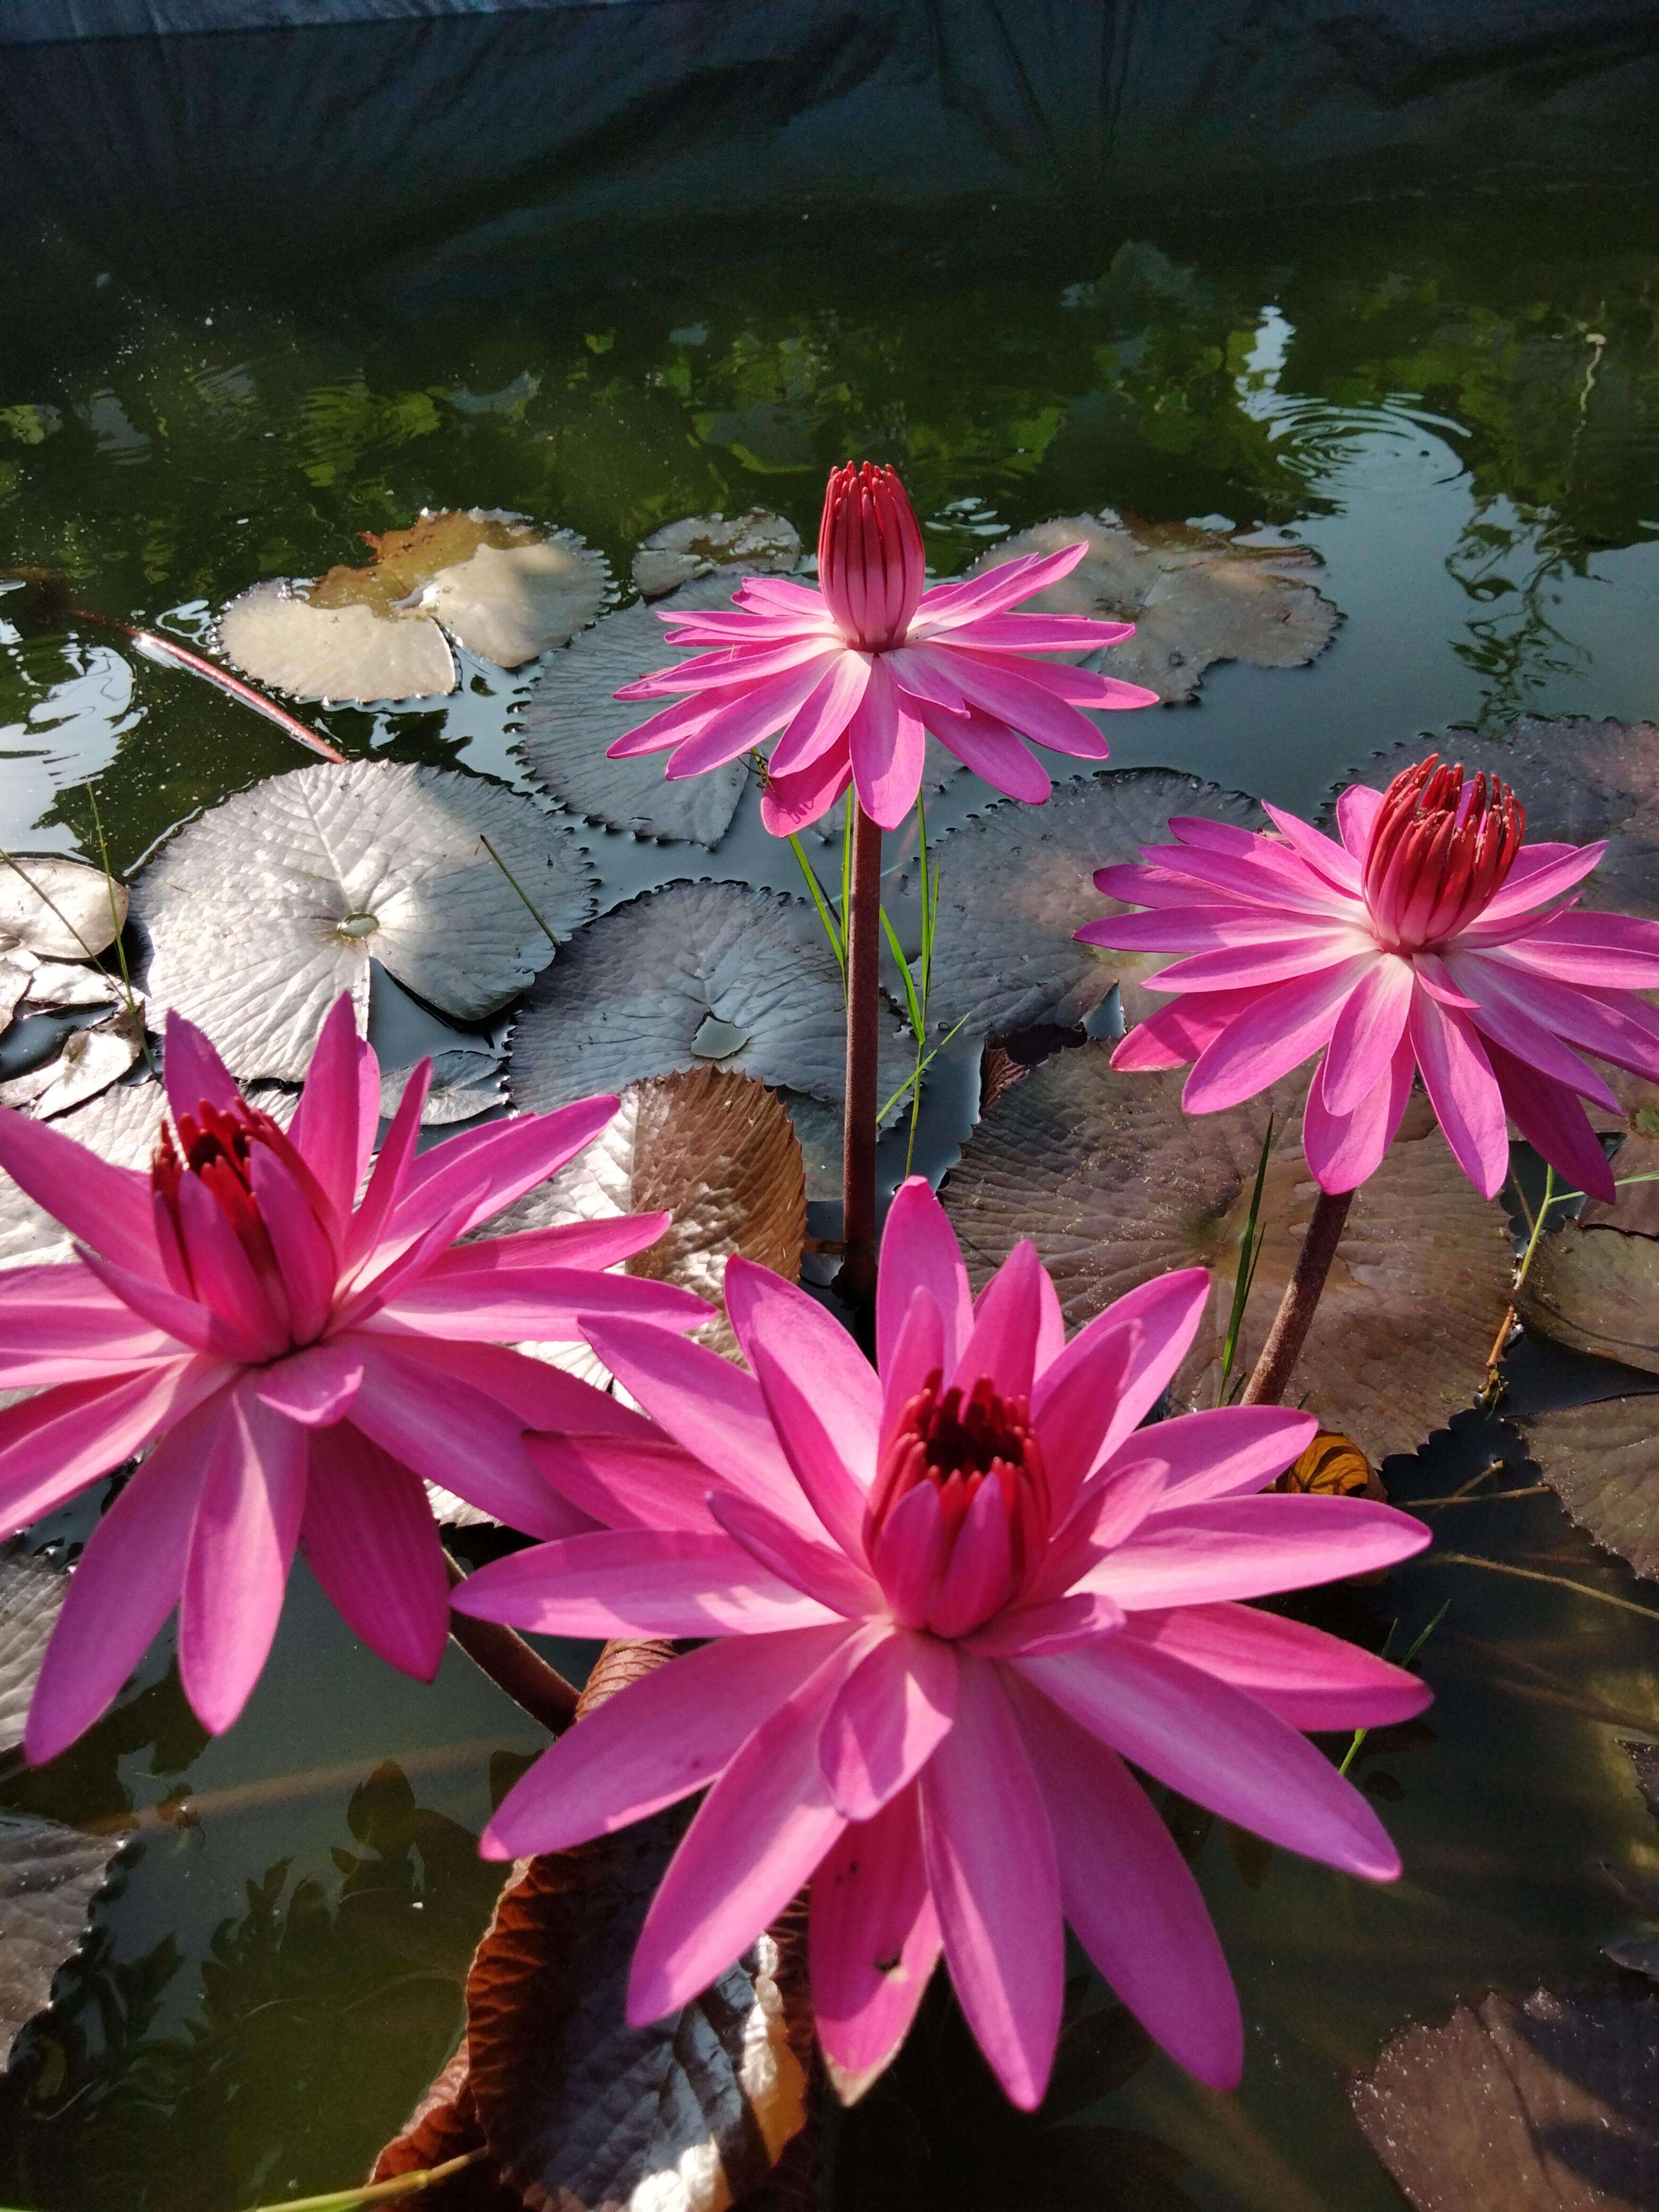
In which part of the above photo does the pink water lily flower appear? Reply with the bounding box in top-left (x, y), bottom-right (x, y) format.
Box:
top-left (1087, 755), bottom-right (1659, 1201)
top-left (608, 462), bottom-right (1160, 834)
top-left (0, 995), bottom-right (708, 1762)
top-left (453, 1178), bottom-right (1430, 2108)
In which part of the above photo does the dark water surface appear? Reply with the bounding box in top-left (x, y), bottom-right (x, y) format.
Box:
top-left (3, 77), bottom-right (1659, 2211)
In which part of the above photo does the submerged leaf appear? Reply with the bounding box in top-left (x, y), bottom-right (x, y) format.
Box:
top-left (219, 510), bottom-right (608, 702)
top-left (0, 854), bottom-right (128, 962)
top-left (632, 510), bottom-right (801, 600)
top-left (509, 880), bottom-right (908, 1119)
top-left (1519, 1225), bottom-right (1659, 1378)
top-left (1328, 716), bottom-right (1659, 920)
top-left (969, 510), bottom-right (1338, 705)
top-left (1350, 1984), bottom-right (1659, 2210)
top-left (941, 1048), bottom-right (1510, 1464)
top-left (897, 771), bottom-right (1263, 1044)
top-left (0, 1547), bottom-right (66, 1755)
top-left (137, 763), bottom-right (594, 1081)
top-left (0, 1812), bottom-right (128, 2064)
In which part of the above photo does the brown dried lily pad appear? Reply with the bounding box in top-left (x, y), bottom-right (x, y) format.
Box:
top-left (941, 1047), bottom-right (1511, 1465)
top-left (1, 1813), bottom-right (129, 2064)
top-left (372, 1641), bottom-right (814, 2212)
top-left (0, 1546), bottom-right (66, 1756)
top-left (1519, 1225), bottom-right (1659, 1378)
top-left (1329, 717), bottom-right (1659, 922)
top-left (219, 510), bottom-right (608, 703)
top-left (632, 511), bottom-right (801, 601)
top-left (969, 510), bottom-right (1338, 706)
top-left (1518, 1389), bottom-right (1659, 1582)
top-left (0, 854), bottom-right (128, 963)
top-left (1350, 1984), bottom-right (1659, 2211)
top-left (898, 770), bottom-right (1262, 1046)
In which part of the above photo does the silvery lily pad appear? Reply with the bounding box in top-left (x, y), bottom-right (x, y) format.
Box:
top-left (137, 762), bottom-right (594, 1082)
top-left (217, 509), bottom-right (608, 703)
top-left (632, 509), bottom-right (801, 599)
top-left (379, 1048), bottom-right (505, 1128)
top-left (13, 961), bottom-right (128, 1015)
top-left (515, 577), bottom-right (751, 846)
top-left (0, 1002), bottom-right (147, 1120)
top-left (0, 1079), bottom-right (166, 1269)
top-left (509, 880), bottom-right (908, 1116)
top-left (969, 510), bottom-right (1338, 705)
top-left (0, 854), bottom-right (128, 962)
top-left (1, 1814), bottom-right (129, 2064)
top-left (1350, 1985), bottom-right (1659, 2211)
top-left (1328, 717), bottom-right (1659, 921)
top-left (942, 1048), bottom-right (1511, 1465)
top-left (898, 770), bottom-right (1263, 1044)
top-left (0, 1547), bottom-right (66, 1755)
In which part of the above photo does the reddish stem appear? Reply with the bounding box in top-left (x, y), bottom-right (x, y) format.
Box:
top-left (839, 803), bottom-right (884, 1307)
top-left (1239, 1186), bottom-right (1354, 1408)
top-left (442, 1549), bottom-right (580, 1735)
top-left (71, 605), bottom-right (345, 763)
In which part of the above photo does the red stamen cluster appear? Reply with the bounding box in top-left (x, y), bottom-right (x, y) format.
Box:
top-left (870, 1368), bottom-right (1051, 1580)
top-left (1362, 754), bottom-right (1525, 952)
top-left (150, 1099), bottom-right (309, 1290)
top-left (817, 460), bottom-right (927, 653)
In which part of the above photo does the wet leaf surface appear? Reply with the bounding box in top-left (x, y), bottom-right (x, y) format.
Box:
top-left (1350, 1984), bottom-right (1659, 2210)
top-left (970, 510), bottom-right (1338, 703)
top-left (508, 881), bottom-right (907, 1120)
top-left (632, 510), bottom-right (801, 600)
top-left (1519, 1225), bottom-right (1659, 1378)
top-left (1519, 1386), bottom-right (1659, 1581)
top-left (380, 1049), bottom-right (506, 1128)
top-left (0, 1548), bottom-right (65, 1757)
top-left (0, 1813), bottom-right (128, 2066)
top-left (0, 1003), bottom-right (147, 1119)
top-left (1328, 716), bottom-right (1659, 919)
top-left (899, 771), bottom-right (1262, 1044)
top-left (941, 1046), bottom-right (1511, 1464)
top-left (218, 511), bottom-right (608, 702)
top-left (0, 856), bottom-right (128, 962)
top-left (137, 763), bottom-right (593, 1081)
top-left (0, 1079), bottom-right (165, 1268)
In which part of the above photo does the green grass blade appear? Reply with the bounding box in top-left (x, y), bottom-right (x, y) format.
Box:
top-left (787, 833), bottom-right (845, 976)
top-left (1218, 1115), bottom-right (1273, 1406)
top-left (879, 906), bottom-right (925, 1042)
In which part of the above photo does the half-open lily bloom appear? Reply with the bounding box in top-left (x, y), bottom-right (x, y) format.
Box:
top-left (608, 463), bottom-right (1160, 834)
top-left (0, 995), bottom-right (708, 1763)
top-left (1087, 756), bottom-right (1659, 1200)
top-left (453, 1179), bottom-right (1431, 2108)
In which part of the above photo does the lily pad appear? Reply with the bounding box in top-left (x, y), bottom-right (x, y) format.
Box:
top-left (0, 854), bottom-right (128, 962)
top-left (969, 511), bottom-right (1338, 706)
top-left (380, 1049), bottom-right (505, 1128)
top-left (138, 763), bottom-right (594, 1082)
top-left (0, 1079), bottom-right (166, 1270)
top-left (0, 1547), bottom-right (66, 1755)
top-left (898, 770), bottom-right (1263, 1045)
top-left (1, 1812), bottom-right (128, 2064)
top-left (1519, 1225), bottom-right (1659, 1378)
top-left (632, 509), bottom-right (801, 600)
top-left (1518, 1389), bottom-right (1659, 1582)
top-left (509, 879), bottom-right (909, 1119)
top-left (0, 1002), bottom-right (148, 1120)
top-left (1329, 717), bottom-right (1659, 921)
top-left (515, 577), bottom-right (752, 847)
top-left (1350, 1985), bottom-right (1659, 2211)
top-left (941, 1047), bottom-right (1512, 1465)
top-left (218, 510), bottom-right (608, 703)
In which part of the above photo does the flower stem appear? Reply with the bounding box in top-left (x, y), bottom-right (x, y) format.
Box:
top-left (839, 803), bottom-right (884, 1307)
top-left (1238, 1187), bottom-right (1354, 1408)
top-left (442, 1549), bottom-right (580, 1735)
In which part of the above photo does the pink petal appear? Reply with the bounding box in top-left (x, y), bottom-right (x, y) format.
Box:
top-left (24, 1395), bottom-right (216, 1763)
top-left (1004, 1669), bottom-right (1242, 2088)
top-left (1110, 992), bottom-right (1254, 1072)
top-left (758, 747), bottom-right (852, 836)
top-left (768, 650), bottom-right (872, 777)
top-left (175, 1172), bottom-right (286, 1356)
top-left (876, 1177), bottom-right (973, 1382)
top-left (1259, 803), bottom-right (1364, 898)
top-left (1184, 959), bottom-right (1373, 1115)
top-left (628, 1638), bottom-right (860, 2022)
top-left (619, 634), bottom-right (842, 698)
top-left (387, 1096), bottom-right (620, 1250)
top-left (741, 1328), bottom-right (870, 1559)
top-left (1119, 1603), bottom-right (1432, 1731)
top-left (451, 1528), bottom-right (840, 1638)
top-left (0, 1357), bottom-right (229, 1538)
top-left (380, 1263), bottom-right (707, 1341)
top-left (1336, 784), bottom-right (1384, 857)
top-left (879, 1288), bottom-right (945, 1454)
top-left (288, 992), bottom-right (376, 1236)
top-left (1083, 1494), bottom-right (1430, 1610)
top-left (1445, 956), bottom-right (1622, 1109)
top-left (247, 1145), bottom-right (336, 1344)
top-left (1484, 908), bottom-right (1659, 990)
top-left (911, 544), bottom-right (1090, 629)
top-left (162, 1009), bottom-right (241, 1121)
top-left (580, 1313), bottom-right (817, 1534)
top-left (943, 614), bottom-right (1135, 652)
top-left (254, 1342), bottom-right (363, 1426)
top-left (1135, 1405), bottom-right (1320, 1506)
top-left (1320, 954), bottom-right (1415, 1116)
top-left (1303, 1030), bottom-right (1417, 1193)
top-left (919, 1657), bottom-right (1063, 2111)
top-left (72, 1239), bottom-right (245, 1361)
top-left (936, 655), bottom-right (1118, 759)
top-left (1024, 1462), bottom-right (1170, 1606)
top-left (529, 1433), bottom-right (719, 1534)
top-left (1474, 963), bottom-right (1659, 1086)
top-left (1406, 989), bottom-right (1509, 1198)
top-left (0, 1261), bottom-right (194, 1385)
top-left (845, 662), bottom-right (926, 831)
top-left (1127, 840), bottom-right (1351, 915)
top-left (818, 1629), bottom-right (959, 1819)
top-left (606, 684), bottom-right (748, 759)
top-left (178, 1382), bottom-right (307, 1735)
top-left (871, 1480), bottom-right (947, 1630)
top-left (1479, 839), bottom-right (1606, 921)
top-left (0, 1103), bottom-right (161, 1280)
top-left (1147, 932), bottom-right (1368, 994)
top-left (1484, 1040), bottom-right (1616, 1205)
top-left (926, 1475), bottom-right (1015, 1638)
top-left (709, 1488), bottom-right (881, 1618)
top-left (1017, 1640), bottom-right (1401, 1878)
top-left (665, 658), bottom-right (843, 778)
top-left (811, 1785), bottom-right (941, 2102)
top-left (1032, 1268), bottom-right (1211, 1519)
top-left (299, 1422), bottom-right (449, 1679)
top-left (926, 708), bottom-right (1053, 802)
top-left (724, 1258), bottom-right (881, 1487)
top-left (460, 1214), bottom-right (671, 1273)
top-left (966, 1590), bottom-right (1125, 1658)
top-left (1087, 905), bottom-right (1344, 954)
top-left (343, 1057), bottom-right (430, 1269)
top-left (374, 1331), bottom-right (644, 1442)
top-left (951, 1239), bottom-right (1044, 1400)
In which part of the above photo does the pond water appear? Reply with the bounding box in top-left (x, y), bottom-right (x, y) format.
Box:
top-left (3, 113), bottom-right (1659, 2212)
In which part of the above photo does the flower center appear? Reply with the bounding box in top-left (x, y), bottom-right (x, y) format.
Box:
top-left (817, 459), bottom-right (926, 653)
top-left (867, 1369), bottom-right (1050, 1635)
top-left (150, 1100), bottom-right (326, 1342)
top-left (1361, 753), bottom-right (1524, 954)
